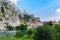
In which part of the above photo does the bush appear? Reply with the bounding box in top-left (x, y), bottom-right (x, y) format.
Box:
top-left (44, 21), bottom-right (53, 27)
top-left (33, 25), bottom-right (56, 40)
top-left (27, 29), bottom-right (33, 36)
top-left (56, 32), bottom-right (60, 40)
top-left (54, 24), bottom-right (60, 40)
top-left (15, 24), bottom-right (28, 38)
top-left (16, 24), bottom-right (28, 31)
top-left (5, 25), bottom-right (14, 31)
top-left (15, 31), bottom-right (24, 38)
top-left (54, 24), bottom-right (60, 32)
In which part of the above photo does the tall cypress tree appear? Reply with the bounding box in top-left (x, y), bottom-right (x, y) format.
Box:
top-left (1, 6), bottom-right (4, 13)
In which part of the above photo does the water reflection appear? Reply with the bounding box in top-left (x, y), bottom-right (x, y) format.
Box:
top-left (0, 30), bottom-right (16, 38)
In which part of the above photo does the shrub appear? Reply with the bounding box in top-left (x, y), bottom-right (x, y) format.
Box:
top-left (33, 25), bottom-right (56, 40)
top-left (54, 24), bottom-right (60, 40)
top-left (15, 24), bottom-right (28, 38)
top-left (5, 25), bottom-right (14, 31)
top-left (44, 21), bottom-right (53, 27)
top-left (56, 32), bottom-right (60, 40)
top-left (27, 29), bottom-right (33, 36)
top-left (54, 24), bottom-right (60, 32)
top-left (16, 24), bottom-right (28, 31)
top-left (15, 31), bottom-right (24, 38)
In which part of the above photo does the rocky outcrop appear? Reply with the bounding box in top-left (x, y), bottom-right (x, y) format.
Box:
top-left (0, 0), bottom-right (22, 30)
top-left (0, 0), bottom-right (40, 31)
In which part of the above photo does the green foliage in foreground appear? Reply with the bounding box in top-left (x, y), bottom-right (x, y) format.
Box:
top-left (27, 29), bottom-right (33, 36)
top-left (56, 32), bottom-right (60, 40)
top-left (54, 24), bottom-right (60, 32)
top-left (0, 37), bottom-right (33, 40)
top-left (33, 25), bottom-right (56, 40)
top-left (15, 31), bottom-right (24, 38)
top-left (54, 24), bottom-right (60, 40)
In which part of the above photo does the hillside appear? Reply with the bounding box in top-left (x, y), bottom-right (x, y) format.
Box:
top-left (0, 0), bottom-right (40, 30)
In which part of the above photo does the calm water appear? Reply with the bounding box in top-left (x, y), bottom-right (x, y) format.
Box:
top-left (0, 31), bottom-right (16, 38)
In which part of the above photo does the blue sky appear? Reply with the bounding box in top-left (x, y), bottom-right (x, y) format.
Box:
top-left (9, 0), bottom-right (60, 21)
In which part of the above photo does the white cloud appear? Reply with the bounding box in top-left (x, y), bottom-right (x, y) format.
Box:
top-left (41, 14), bottom-right (60, 21)
top-left (8, 0), bottom-right (19, 4)
top-left (40, 8), bottom-right (60, 21)
top-left (56, 8), bottom-right (60, 13)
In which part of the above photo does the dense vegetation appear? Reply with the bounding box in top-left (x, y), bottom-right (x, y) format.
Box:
top-left (33, 25), bottom-right (56, 40)
top-left (3, 22), bottom-right (59, 40)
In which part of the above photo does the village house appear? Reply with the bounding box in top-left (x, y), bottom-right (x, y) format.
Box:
top-left (25, 22), bottom-right (43, 29)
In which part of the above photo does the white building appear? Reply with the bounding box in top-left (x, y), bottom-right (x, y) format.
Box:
top-left (26, 22), bottom-right (43, 29)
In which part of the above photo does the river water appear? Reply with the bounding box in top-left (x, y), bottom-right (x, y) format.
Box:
top-left (0, 30), bottom-right (16, 38)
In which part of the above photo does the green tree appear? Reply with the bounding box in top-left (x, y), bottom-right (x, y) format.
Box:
top-left (54, 24), bottom-right (60, 40)
top-left (5, 23), bottom-right (14, 31)
top-left (5, 25), bottom-right (14, 31)
top-left (1, 6), bottom-right (4, 13)
top-left (27, 29), bottom-right (33, 36)
top-left (16, 24), bottom-right (28, 31)
top-left (54, 24), bottom-right (60, 32)
top-left (19, 14), bottom-right (23, 19)
top-left (44, 21), bottom-right (53, 27)
top-left (33, 25), bottom-right (56, 40)
top-left (16, 24), bottom-right (28, 38)
top-left (15, 31), bottom-right (24, 38)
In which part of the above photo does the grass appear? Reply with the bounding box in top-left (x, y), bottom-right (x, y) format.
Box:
top-left (0, 36), bottom-right (33, 40)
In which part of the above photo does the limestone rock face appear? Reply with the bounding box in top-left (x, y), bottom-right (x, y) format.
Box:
top-left (0, 0), bottom-right (23, 30)
top-left (0, 0), bottom-right (40, 31)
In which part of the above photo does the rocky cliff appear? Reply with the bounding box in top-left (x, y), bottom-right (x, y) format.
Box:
top-left (0, 0), bottom-right (40, 30)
